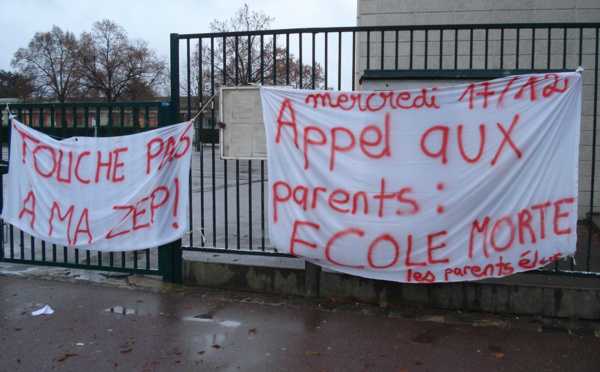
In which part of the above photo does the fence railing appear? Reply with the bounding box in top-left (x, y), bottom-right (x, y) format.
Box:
top-left (171, 23), bottom-right (600, 277)
top-left (0, 101), bottom-right (180, 280)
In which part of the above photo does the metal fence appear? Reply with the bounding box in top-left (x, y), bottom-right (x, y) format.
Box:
top-left (171, 23), bottom-right (600, 276)
top-left (0, 101), bottom-right (182, 281)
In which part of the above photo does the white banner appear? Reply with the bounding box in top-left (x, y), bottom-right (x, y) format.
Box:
top-left (2, 120), bottom-right (193, 252)
top-left (261, 72), bottom-right (581, 283)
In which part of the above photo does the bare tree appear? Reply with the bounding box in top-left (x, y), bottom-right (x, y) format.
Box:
top-left (78, 20), bottom-right (167, 101)
top-left (189, 4), bottom-right (325, 99)
top-left (11, 26), bottom-right (81, 102)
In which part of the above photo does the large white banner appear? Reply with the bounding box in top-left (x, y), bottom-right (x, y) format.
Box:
top-left (1, 120), bottom-right (193, 251)
top-left (261, 72), bottom-right (581, 283)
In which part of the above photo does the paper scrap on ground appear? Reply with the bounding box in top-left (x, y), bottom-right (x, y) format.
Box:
top-left (31, 305), bottom-right (54, 316)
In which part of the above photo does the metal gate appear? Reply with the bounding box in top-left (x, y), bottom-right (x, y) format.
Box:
top-left (2, 23), bottom-right (598, 282)
top-left (171, 23), bottom-right (600, 277)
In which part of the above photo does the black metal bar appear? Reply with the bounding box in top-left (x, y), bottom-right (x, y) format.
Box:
top-left (218, 37), bottom-right (223, 248)
top-left (177, 23), bottom-right (600, 40)
top-left (248, 160), bottom-right (252, 250)
top-left (236, 160), bottom-right (240, 249)
top-left (531, 28), bottom-right (536, 68)
top-left (485, 28), bottom-right (489, 69)
top-left (469, 29), bottom-right (473, 69)
top-left (410, 30), bottom-right (414, 69)
top-left (186, 38), bottom-right (191, 120)
top-left (273, 34), bottom-right (277, 84)
top-left (324, 32), bottom-right (329, 89)
top-left (261, 161), bottom-right (265, 251)
top-left (587, 27), bottom-right (599, 271)
top-left (516, 28), bottom-right (520, 68)
top-left (338, 31), bottom-right (343, 90)
top-left (286, 33), bottom-right (290, 84)
top-left (500, 28), bottom-right (505, 68)
top-left (380, 30), bottom-right (385, 69)
top-left (425, 30), bottom-right (429, 69)
top-left (299, 33), bottom-right (303, 87)
top-left (439, 29), bottom-right (443, 69)
top-left (547, 28), bottom-right (551, 68)
top-left (312, 32), bottom-right (316, 89)
top-left (260, 34), bottom-right (265, 84)
top-left (453, 29), bottom-right (458, 69)
top-left (352, 31), bottom-right (356, 89)
top-left (248, 34), bottom-right (252, 83)
top-left (235, 36), bottom-right (239, 84)
top-left (563, 28), bottom-right (567, 68)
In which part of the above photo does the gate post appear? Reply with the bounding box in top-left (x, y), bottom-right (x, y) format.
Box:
top-left (159, 239), bottom-right (183, 284)
top-left (158, 36), bottom-right (183, 284)
top-left (157, 99), bottom-right (182, 283)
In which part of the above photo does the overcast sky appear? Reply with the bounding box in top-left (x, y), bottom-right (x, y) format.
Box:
top-left (0, 0), bottom-right (357, 72)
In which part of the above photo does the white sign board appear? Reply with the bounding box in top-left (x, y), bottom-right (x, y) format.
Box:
top-left (219, 86), bottom-right (267, 160)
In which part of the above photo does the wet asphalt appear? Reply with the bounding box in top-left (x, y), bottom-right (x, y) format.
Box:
top-left (1, 269), bottom-right (599, 372)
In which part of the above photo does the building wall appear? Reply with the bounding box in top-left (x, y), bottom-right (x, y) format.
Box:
top-left (356, 0), bottom-right (600, 217)
top-left (357, 0), bottom-right (600, 26)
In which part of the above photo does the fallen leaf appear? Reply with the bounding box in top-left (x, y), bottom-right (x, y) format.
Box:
top-left (55, 353), bottom-right (77, 362)
top-left (492, 352), bottom-right (504, 359)
top-left (121, 348), bottom-right (132, 353)
top-left (306, 351), bottom-right (321, 356)
top-left (211, 344), bottom-right (221, 349)
top-left (248, 328), bottom-right (258, 333)
top-left (197, 351), bottom-right (205, 355)
top-left (222, 363), bottom-right (228, 367)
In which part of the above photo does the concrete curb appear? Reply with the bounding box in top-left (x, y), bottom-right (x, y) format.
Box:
top-left (183, 252), bottom-right (600, 320)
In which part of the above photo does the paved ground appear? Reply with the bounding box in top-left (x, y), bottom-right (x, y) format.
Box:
top-left (1, 264), bottom-right (599, 372)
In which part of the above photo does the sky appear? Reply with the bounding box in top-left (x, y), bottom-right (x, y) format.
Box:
top-left (0, 0), bottom-right (357, 72)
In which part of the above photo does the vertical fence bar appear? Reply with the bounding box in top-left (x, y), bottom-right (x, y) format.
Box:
top-left (439, 29), bottom-right (443, 69)
top-left (587, 27), bottom-right (600, 272)
top-left (338, 31), bottom-right (343, 90)
top-left (312, 32), bottom-right (317, 89)
top-left (219, 37), bottom-right (229, 249)
top-left (395, 30), bottom-right (399, 70)
top-left (424, 30), bottom-right (429, 69)
top-left (380, 30), bottom-right (385, 69)
top-left (248, 160), bottom-right (252, 250)
top-left (453, 29), bottom-right (458, 69)
top-left (531, 28), bottom-right (536, 69)
top-left (469, 29), bottom-right (473, 69)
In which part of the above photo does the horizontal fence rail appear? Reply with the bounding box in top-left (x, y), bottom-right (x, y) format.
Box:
top-left (0, 101), bottom-right (171, 277)
top-left (173, 23), bottom-right (600, 277)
